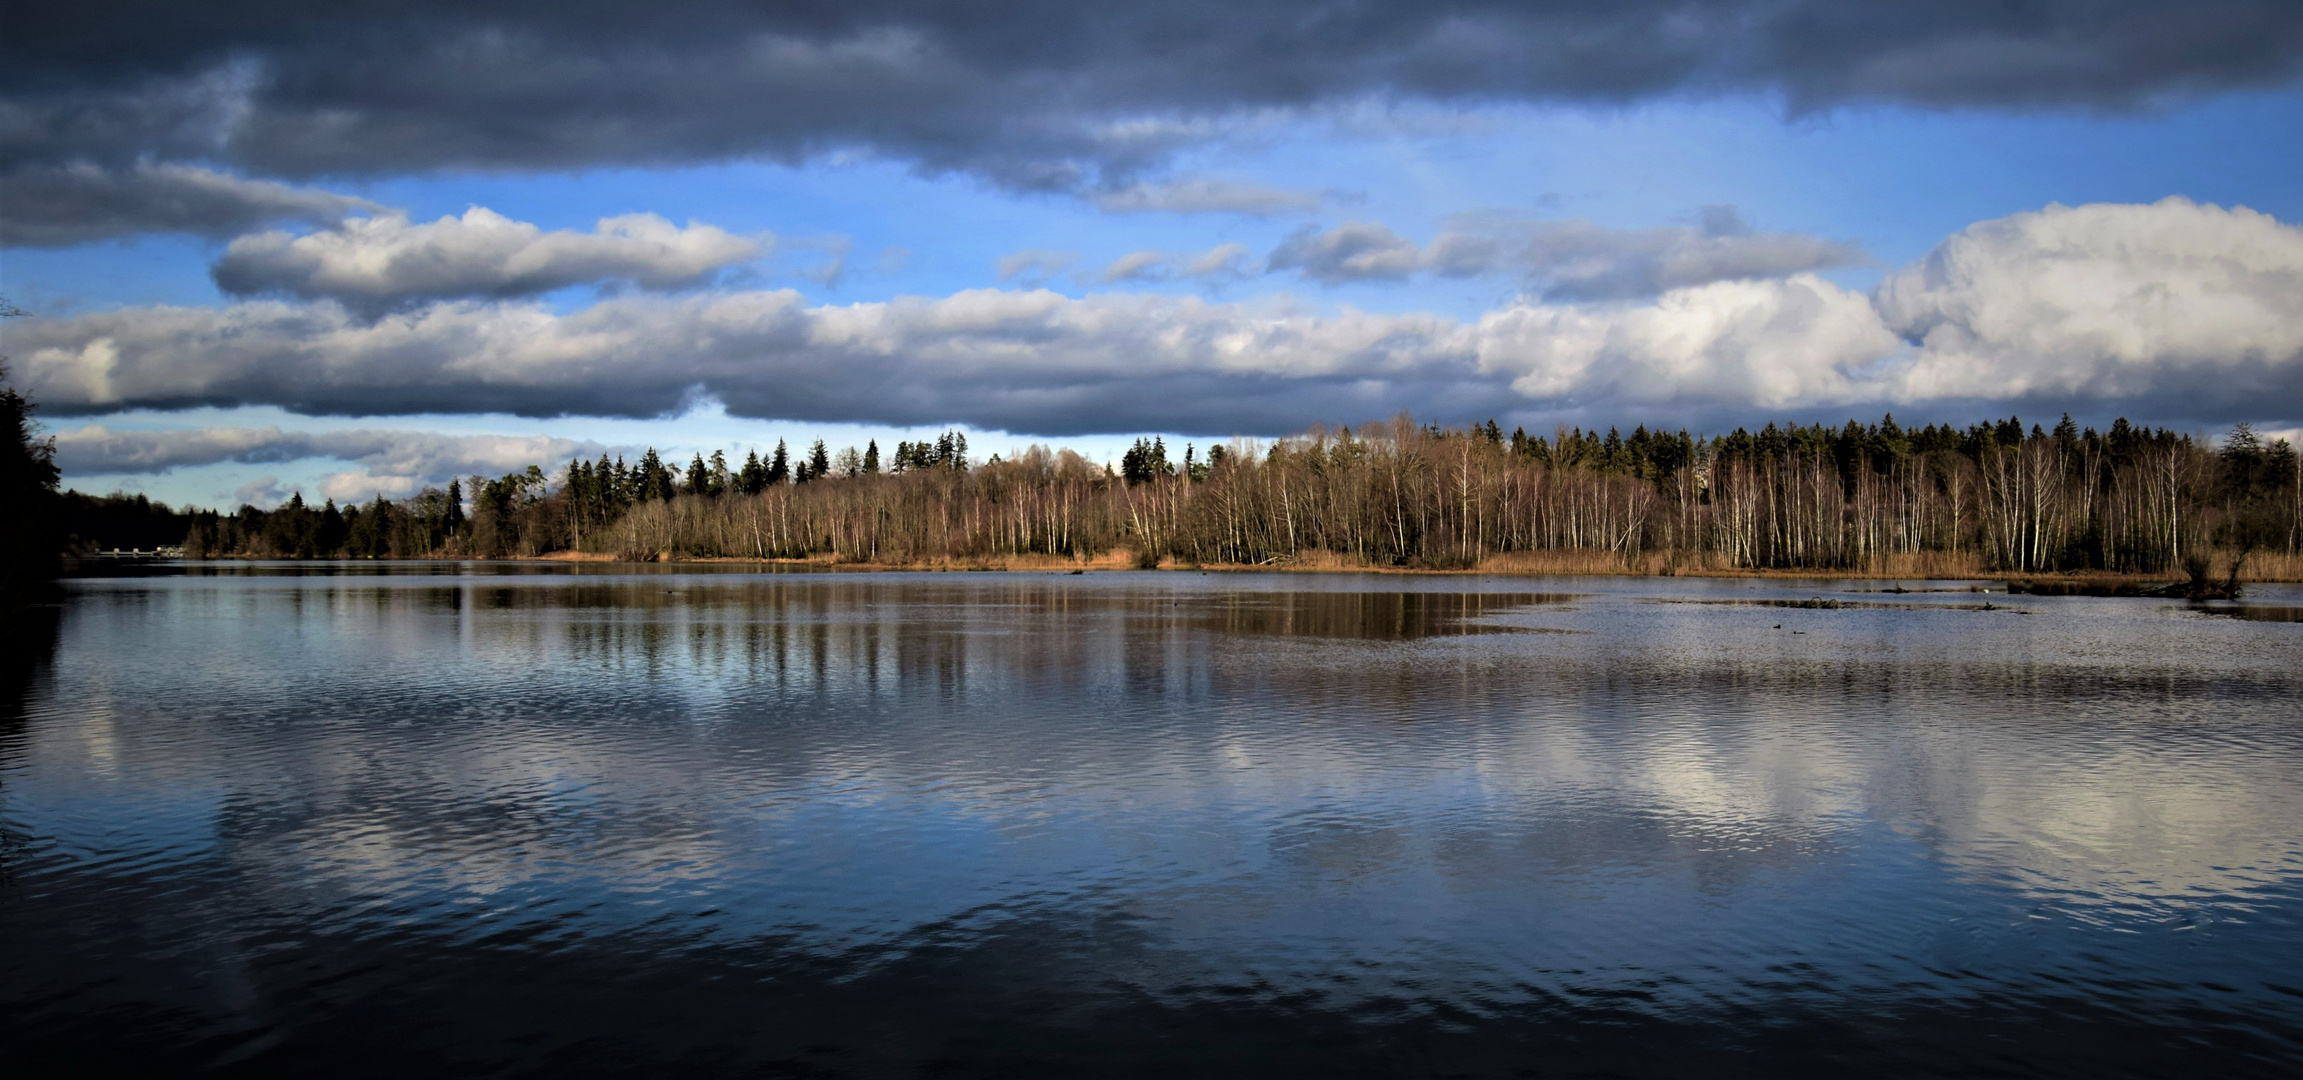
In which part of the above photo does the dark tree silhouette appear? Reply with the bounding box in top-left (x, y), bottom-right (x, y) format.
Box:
top-left (2, 297), bottom-right (63, 613)
top-left (0, 360), bottom-right (61, 612)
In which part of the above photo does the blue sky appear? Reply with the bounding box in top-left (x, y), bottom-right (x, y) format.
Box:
top-left (6, 3), bottom-right (2303, 509)
top-left (22, 92), bottom-right (2303, 318)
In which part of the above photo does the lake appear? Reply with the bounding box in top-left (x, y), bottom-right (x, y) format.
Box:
top-left (5, 564), bottom-right (2302, 1077)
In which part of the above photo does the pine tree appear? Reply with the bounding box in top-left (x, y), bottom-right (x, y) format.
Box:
top-left (767, 440), bottom-right (790, 485)
top-left (864, 440), bottom-right (880, 474)
top-left (319, 498), bottom-right (347, 554)
top-left (1121, 438), bottom-right (1149, 485)
top-left (1120, 436), bottom-right (1175, 485)
top-left (740, 449), bottom-right (767, 494)
top-left (637, 449), bottom-right (674, 501)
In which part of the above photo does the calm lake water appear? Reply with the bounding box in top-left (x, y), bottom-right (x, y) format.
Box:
top-left (6, 564), bottom-right (2302, 1077)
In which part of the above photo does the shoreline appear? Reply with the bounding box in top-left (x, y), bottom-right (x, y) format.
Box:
top-left (540, 547), bottom-right (2303, 585)
top-left (147, 547), bottom-right (2303, 585)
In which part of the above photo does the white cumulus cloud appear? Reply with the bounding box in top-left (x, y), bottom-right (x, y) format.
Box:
top-left (1474, 275), bottom-right (1903, 409)
top-left (11, 200), bottom-right (2302, 434)
top-left (211, 207), bottom-right (767, 313)
top-left (1876, 197), bottom-right (2303, 408)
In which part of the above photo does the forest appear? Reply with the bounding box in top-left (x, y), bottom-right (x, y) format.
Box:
top-left (108, 414), bottom-right (2303, 583)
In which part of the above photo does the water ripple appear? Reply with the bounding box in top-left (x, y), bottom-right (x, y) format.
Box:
top-left (4, 569), bottom-right (2301, 1075)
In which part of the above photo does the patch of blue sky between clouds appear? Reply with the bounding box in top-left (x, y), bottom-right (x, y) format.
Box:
top-left (12, 90), bottom-right (2303, 322)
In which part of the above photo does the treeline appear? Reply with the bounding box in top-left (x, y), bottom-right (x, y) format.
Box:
top-left (61, 491), bottom-right (199, 551)
top-left (184, 483), bottom-right (474, 559)
top-left (180, 433), bottom-right (972, 560)
top-left (174, 413), bottom-right (2302, 578)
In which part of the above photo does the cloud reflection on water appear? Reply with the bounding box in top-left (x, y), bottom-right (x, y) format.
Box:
top-left (8, 570), bottom-right (2302, 1072)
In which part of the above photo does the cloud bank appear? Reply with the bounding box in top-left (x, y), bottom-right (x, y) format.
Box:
top-left (211, 208), bottom-right (766, 314)
top-left (9, 2), bottom-right (2300, 231)
top-left (53, 424), bottom-right (607, 502)
top-left (1269, 213), bottom-right (1868, 297)
top-left (10, 199), bottom-right (2300, 433)
top-left (1091, 179), bottom-right (1325, 216)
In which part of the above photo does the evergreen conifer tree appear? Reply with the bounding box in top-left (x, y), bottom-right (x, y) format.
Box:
top-left (319, 499), bottom-right (347, 554)
top-left (636, 449), bottom-right (669, 501)
top-left (740, 450), bottom-right (766, 494)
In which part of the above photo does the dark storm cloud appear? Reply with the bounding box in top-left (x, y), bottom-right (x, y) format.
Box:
top-left (7, 2), bottom-right (2299, 211)
top-left (0, 162), bottom-right (380, 247)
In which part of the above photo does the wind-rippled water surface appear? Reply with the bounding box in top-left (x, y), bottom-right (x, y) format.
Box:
top-left (6, 564), bottom-right (2302, 1077)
